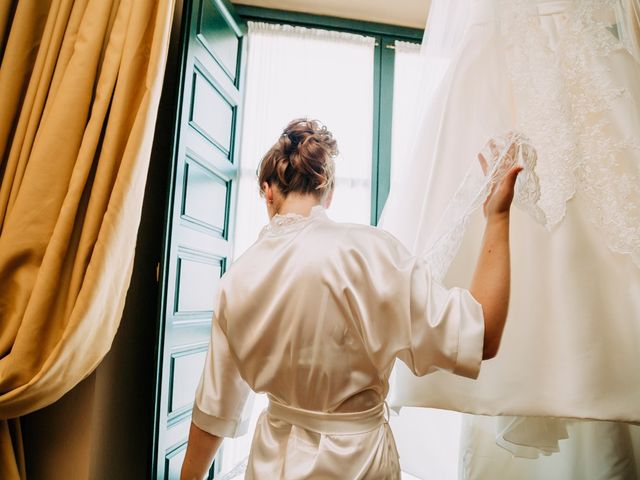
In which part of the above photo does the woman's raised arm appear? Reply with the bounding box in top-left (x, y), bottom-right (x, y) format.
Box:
top-left (470, 158), bottom-right (522, 359)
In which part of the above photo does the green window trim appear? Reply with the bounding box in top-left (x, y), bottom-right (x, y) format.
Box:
top-left (372, 36), bottom-right (397, 224)
top-left (235, 6), bottom-right (424, 225)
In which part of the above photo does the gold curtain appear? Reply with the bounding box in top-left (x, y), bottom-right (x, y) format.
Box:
top-left (0, 0), bottom-right (175, 477)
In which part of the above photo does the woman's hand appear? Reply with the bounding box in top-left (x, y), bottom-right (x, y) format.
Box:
top-left (478, 140), bottom-right (523, 218)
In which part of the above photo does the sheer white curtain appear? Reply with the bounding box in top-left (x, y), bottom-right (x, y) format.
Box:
top-left (390, 40), bottom-right (422, 186)
top-left (216, 22), bottom-right (376, 478)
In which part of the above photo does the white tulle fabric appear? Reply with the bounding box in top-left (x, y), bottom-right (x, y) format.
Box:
top-left (381, 0), bottom-right (640, 477)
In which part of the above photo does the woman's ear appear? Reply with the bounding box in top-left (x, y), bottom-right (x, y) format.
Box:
top-left (262, 182), bottom-right (273, 204)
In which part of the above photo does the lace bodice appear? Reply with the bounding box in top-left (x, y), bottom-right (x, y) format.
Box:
top-left (499, 0), bottom-right (640, 265)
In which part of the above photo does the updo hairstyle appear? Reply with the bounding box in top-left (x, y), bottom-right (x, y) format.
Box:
top-left (258, 118), bottom-right (338, 199)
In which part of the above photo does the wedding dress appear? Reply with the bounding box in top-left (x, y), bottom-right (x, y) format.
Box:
top-left (380, 0), bottom-right (640, 478)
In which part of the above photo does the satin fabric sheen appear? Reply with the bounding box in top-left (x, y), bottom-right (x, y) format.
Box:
top-left (192, 207), bottom-right (485, 479)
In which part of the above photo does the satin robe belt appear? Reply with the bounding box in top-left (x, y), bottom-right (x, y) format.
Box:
top-left (267, 398), bottom-right (388, 435)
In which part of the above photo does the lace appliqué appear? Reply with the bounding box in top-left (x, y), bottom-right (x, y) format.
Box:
top-left (499, 0), bottom-right (640, 266)
top-left (424, 132), bottom-right (541, 282)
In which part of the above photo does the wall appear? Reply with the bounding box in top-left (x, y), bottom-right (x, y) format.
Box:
top-left (21, 376), bottom-right (96, 480)
top-left (231, 0), bottom-right (430, 29)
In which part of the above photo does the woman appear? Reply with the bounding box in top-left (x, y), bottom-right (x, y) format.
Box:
top-left (180, 118), bottom-right (521, 479)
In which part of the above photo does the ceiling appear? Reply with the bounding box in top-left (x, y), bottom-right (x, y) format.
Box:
top-left (230, 0), bottom-right (431, 30)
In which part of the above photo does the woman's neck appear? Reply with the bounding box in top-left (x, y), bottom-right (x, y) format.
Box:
top-left (274, 193), bottom-right (321, 217)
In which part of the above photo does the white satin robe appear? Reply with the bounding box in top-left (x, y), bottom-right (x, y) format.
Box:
top-left (191, 206), bottom-right (485, 479)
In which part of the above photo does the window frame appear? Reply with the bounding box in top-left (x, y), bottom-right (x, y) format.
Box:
top-left (235, 6), bottom-right (423, 225)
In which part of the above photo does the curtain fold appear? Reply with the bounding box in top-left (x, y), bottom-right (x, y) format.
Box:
top-left (0, 0), bottom-right (175, 477)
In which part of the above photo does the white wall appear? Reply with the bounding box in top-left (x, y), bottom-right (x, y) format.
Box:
top-left (231, 0), bottom-right (430, 29)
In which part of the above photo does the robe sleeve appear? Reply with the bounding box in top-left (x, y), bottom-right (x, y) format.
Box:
top-left (395, 255), bottom-right (485, 379)
top-left (191, 291), bottom-right (250, 438)
top-left (351, 229), bottom-right (485, 379)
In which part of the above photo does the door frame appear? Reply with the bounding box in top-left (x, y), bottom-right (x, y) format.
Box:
top-left (151, 0), bottom-right (247, 477)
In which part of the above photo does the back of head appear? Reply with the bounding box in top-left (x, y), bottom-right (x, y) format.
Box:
top-left (258, 118), bottom-right (338, 199)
